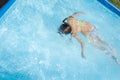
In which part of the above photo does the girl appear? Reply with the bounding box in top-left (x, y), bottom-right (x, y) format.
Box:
top-left (58, 12), bottom-right (120, 64)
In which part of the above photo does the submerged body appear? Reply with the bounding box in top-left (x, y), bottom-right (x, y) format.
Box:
top-left (58, 12), bottom-right (120, 64)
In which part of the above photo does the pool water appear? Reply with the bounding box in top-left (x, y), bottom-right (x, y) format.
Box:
top-left (0, 0), bottom-right (120, 80)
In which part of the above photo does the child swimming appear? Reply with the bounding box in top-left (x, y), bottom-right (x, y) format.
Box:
top-left (58, 12), bottom-right (120, 64)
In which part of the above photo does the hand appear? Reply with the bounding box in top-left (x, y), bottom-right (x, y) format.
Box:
top-left (81, 51), bottom-right (86, 59)
top-left (82, 54), bottom-right (86, 59)
top-left (75, 12), bottom-right (86, 14)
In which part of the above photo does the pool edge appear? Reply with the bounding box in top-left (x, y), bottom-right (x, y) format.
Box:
top-left (97, 0), bottom-right (120, 17)
top-left (0, 0), bottom-right (15, 18)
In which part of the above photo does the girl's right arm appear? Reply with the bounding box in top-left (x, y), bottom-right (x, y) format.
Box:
top-left (72, 33), bottom-right (86, 59)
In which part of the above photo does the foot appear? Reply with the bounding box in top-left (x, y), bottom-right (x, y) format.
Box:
top-left (111, 56), bottom-right (120, 65)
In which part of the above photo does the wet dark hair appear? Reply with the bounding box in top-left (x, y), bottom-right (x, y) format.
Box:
top-left (58, 22), bottom-right (71, 36)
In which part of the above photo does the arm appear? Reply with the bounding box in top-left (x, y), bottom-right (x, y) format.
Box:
top-left (72, 33), bottom-right (86, 59)
top-left (71, 11), bottom-right (85, 17)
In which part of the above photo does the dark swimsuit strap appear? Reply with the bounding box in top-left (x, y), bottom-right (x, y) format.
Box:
top-left (62, 16), bottom-right (74, 23)
top-left (62, 18), bottom-right (68, 23)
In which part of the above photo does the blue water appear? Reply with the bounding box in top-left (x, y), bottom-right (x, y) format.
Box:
top-left (0, 0), bottom-right (120, 80)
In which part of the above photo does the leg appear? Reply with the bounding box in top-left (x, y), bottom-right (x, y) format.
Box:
top-left (91, 36), bottom-right (109, 51)
top-left (91, 36), bottom-right (120, 64)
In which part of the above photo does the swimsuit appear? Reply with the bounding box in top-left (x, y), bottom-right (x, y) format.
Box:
top-left (77, 20), bottom-right (97, 42)
top-left (89, 27), bottom-right (97, 38)
top-left (78, 20), bottom-right (86, 27)
top-left (87, 27), bottom-right (98, 42)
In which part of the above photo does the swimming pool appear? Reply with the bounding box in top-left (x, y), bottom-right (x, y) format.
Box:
top-left (0, 0), bottom-right (120, 80)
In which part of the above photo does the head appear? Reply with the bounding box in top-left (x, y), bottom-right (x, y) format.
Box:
top-left (58, 22), bottom-right (71, 36)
